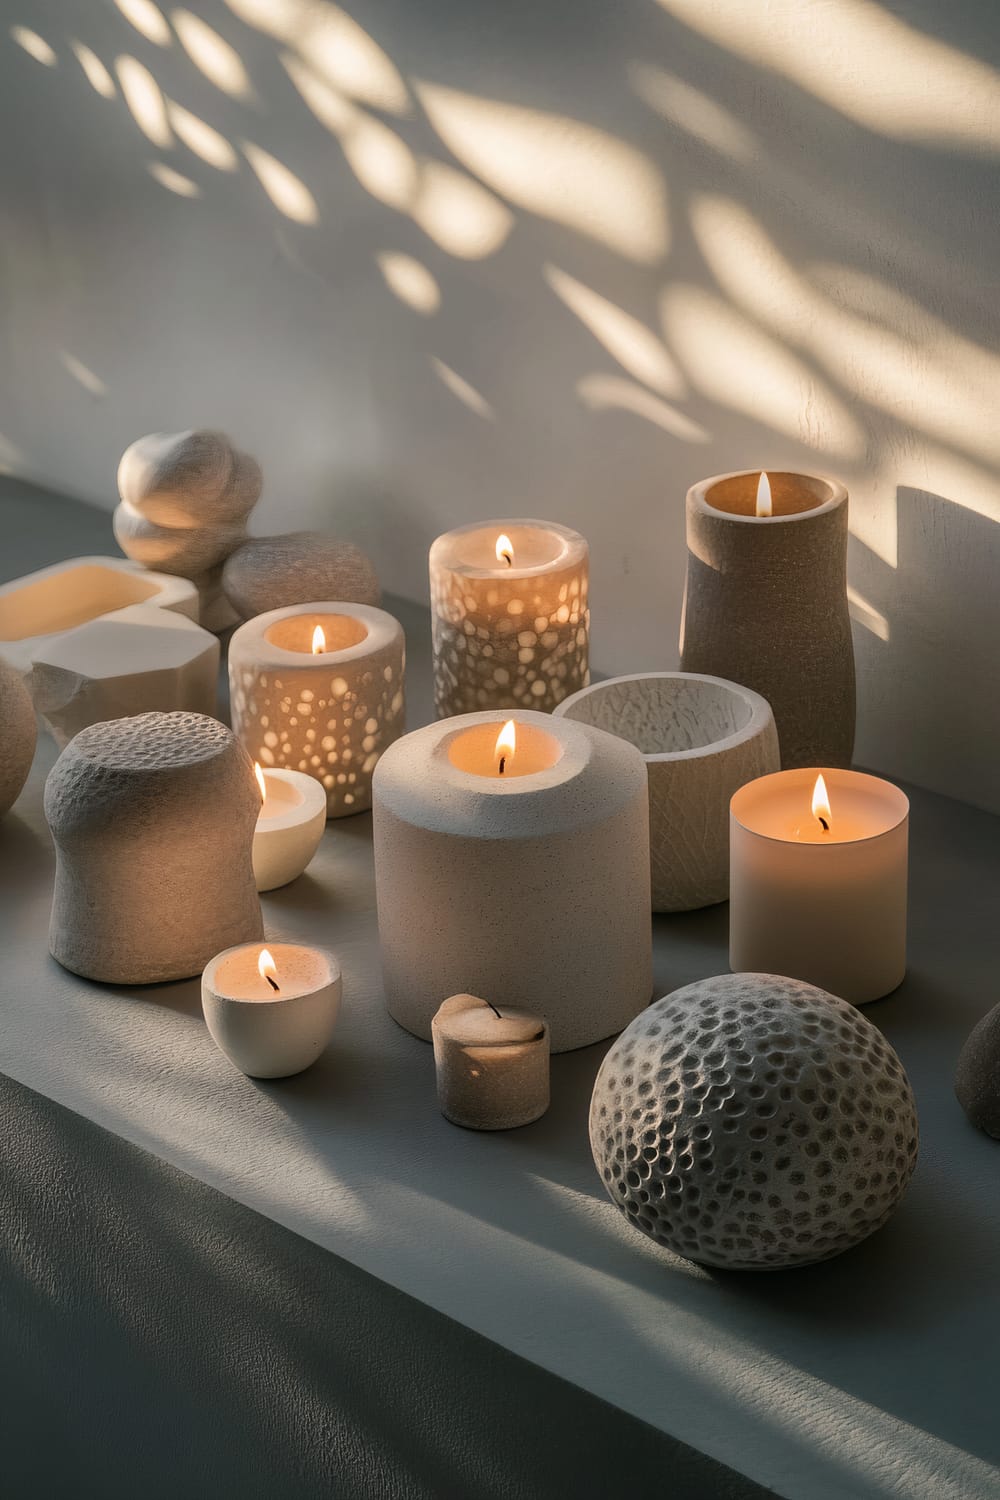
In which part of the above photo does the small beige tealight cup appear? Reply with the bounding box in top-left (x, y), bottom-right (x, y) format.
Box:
top-left (252, 763), bottom-right (326, 892)
top-left (202, 942), bottom-right (342, 1078)
top-left (432, 993), bottom-right (550, 1130)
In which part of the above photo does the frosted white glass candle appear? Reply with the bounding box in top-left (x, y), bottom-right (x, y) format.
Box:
top-left (252, 765), bottom-right (327, 892)
top-left (730, 768), bottom-right (908, 1005)
top-left (429, 519), bottom-right (589, 718)
top-left (202, 942), bottom-right (342, 1078)
top-left (432, 993), bottom-right (550, 1130)
top-left (229, 602), bottom-right (405, 817)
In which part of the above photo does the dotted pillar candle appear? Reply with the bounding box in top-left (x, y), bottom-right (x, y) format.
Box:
top-left (228, 602), bottom-right (405, 818)
top-left (429, 519), bottom-right (589, 719)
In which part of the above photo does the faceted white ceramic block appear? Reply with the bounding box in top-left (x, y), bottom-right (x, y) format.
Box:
top-left (229, 603), bottom-right (405, 818)
top-left (202, 943), bottom-right (342, 1078)
top-left (590, 973), bottom-right (919, 1270)
top-left (29, 604), bottom-right (219, 748)
top-left (373, 710), bottom-right (652, 1053)
top-left (252, 768), bottom-right (327, 891)
top-left (0, 557), bottom-right (199, 671)
top-left (556, 673), bottom-right (779, 911)
top-left (0, 654), bottom-right (37, 815)
top-left (45, 711), bottom-right (263, 983)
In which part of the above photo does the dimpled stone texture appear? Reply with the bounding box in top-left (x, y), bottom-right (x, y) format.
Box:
top-left (222, 533), bottom-right (380, 620)
top-left (590, 974), bottom-right (919, 1270)
top-left (45, 711), bottom-right (262, 983)
top-left (955, 1003), bottom-right (1000, 1139)
top-left (0, 654), bottom-right (37, 815)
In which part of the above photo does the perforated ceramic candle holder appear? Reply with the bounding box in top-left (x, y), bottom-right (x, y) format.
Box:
top-left (556, 672), bottom-right (779, 911)
top-left (372, 710), bottom-right (652, 1053)
top-left (430, 519), bottom-right (589, 719)
top-left (681, 471), bottom-right (855, 769)
top-left (228, 602), bottom-right (405, 818)
top-left (44, 712), bottom-right (263, 984)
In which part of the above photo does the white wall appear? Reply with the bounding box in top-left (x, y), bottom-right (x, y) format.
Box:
top-left (2, 0), bottom-right (998, 810)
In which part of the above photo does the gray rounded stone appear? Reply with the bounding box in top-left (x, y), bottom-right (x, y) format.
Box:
top-left (0, 654), bottom-right (37, 815)
top-left (117, 430), bottom-right (261, 527)
top-left (590, 973), bottom-right (919, 1270)
top-left (222, 532), bottom-right (380, 620)
top-left (955, 1004), bottom-right (1000, 1138)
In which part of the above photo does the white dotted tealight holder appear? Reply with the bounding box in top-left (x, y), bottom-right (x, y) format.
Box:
top-left (229, 602), bottom-right (405, 818)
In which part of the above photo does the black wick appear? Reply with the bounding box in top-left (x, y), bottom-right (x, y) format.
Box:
top-left (483, 998), bottom-right (502, 1018)
top-left (265, 974), bottom-right (280, 992)
top-left (498, 755), bottom-right (506, 776)
top-left (818, 816), bottom-right (830, 832)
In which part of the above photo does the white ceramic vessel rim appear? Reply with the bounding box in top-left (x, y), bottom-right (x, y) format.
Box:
top-left (203, 942), bottom-right (341, 1005)
top-left (555, 672), bottom-right (774, 764)
top-left (430, 518), bottom-right (588, 579)
top-left (0, 555), bottom-right (197, 640)
top-left (731, 767), bottom-right (910, 846)
top-left (230, 601), bottom-right (402, 667)
top-left (431, 712), bottom-right (588, 794)
top-left (688, 471), bottom-right (848, 525)
top-left (255, 768), bottom-right (327, 833)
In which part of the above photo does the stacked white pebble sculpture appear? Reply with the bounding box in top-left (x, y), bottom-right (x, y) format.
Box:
top-left (114, 430), bottom-right (261, 631)
top-left (590, 973), bottom-right (918, 1270)
top-left (45, 711), bottom-right (263, 983)
top-left (0, 654), bottom-right (37, 815)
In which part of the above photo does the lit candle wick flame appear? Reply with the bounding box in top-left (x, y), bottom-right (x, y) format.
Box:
top-left (755, 471), bottom-right (773, 518)
top-left (495, 718), bottom-right (516, 776)
top-left (254, 761), bottom-right (267, 804)
top-left (811, 773), bottom-right (832, 833)
top-left (311, 624), bottom-right (326, 654)
top-left (495, 533), bottom-right (514, 567)
top-left (258, 947), bottom-right (280, 992)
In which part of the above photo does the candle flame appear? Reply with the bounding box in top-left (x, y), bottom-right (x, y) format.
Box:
top-left (495, 718), bottom-right (516, 775)
top-left (811, 773), bottom-right (832, 832)
top-left (755, 471), bottom-right (773, 517)
top-left (495, 532), bottom-right (514, 566)
top-left (258, 947), bottom-right (280, 991)
top-left (254, 761), bottom-right (267, 803)
top-left (311, 624), bottom-right (326, 654)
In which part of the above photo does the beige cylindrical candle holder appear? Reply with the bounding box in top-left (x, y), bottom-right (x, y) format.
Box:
top-left (730, 768), bottom-right (909, 1005)
top-left (202, 942), bottom-right (342, 1078)
top-left (430, 519), bottom-right (589, 719)
top-left (556, 672), bottom-right (779, 911)
top-left (45, 711), bottom-right (263, 984)
top-left (252, 766), bottom-right (327, 891)
top-left (681, 471), bottom-right (855, 769)
top-left (432, 994), bottom-right (550, 1130)
top-left (373, 710), bottom-right (651, 1053)
top-left (228, 602), bottom-right (405, 818)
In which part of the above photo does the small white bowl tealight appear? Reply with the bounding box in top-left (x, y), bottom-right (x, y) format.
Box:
top-left (202, 943), bottom-right (342, 1078)
top-left (252, 764), bottom-right (326, 892)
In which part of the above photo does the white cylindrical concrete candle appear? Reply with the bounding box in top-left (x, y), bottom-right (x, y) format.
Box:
top-left (730, 768), bottom-right (909, 1005)
top-left (252, 764), bottom-right (327, 892)
top-left (432, 993), bottom-right (550, 1131)
top-left (429, 519), bottom-right (589, 719)
top-left (681, 470), bottom-right (855, 769)
top-left (228, 602), bottom-right (405, 818)
top-left (373, 710), bottom-right (651, 1053)
top-left (202, 942), bottom-right (342, 1078)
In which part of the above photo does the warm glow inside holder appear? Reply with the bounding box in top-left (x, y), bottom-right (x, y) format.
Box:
top-left (202, 941), bottom-right (342, 1078)
top-left (429, 519), bottom-right (589, 719)
top-left (729, 767), bottom-right (909, 1005)
top-left (372, 709), bottom-right (651, 1053)
top-left (252, 765), bottom-right (327, 892)
top-left (228, 601), bottom-right (405, 818)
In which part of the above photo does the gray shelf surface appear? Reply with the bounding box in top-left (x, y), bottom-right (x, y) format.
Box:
top-left (1, 477), bottom-right (998, 1500)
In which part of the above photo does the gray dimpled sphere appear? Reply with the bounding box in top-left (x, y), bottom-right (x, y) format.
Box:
top-left (590, 973), bottom-right (919, 1270)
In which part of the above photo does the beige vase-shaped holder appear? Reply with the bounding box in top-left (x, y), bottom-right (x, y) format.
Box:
top-left (45, 711), bottom-right (263, 984)
top-left (681, 471), bottom-right (855, 769)
top-left (372, 710), bottom-right (652, 1053)
top-left (556, 672), bottom-right (779, 911)
top-left (228, 602), bottom-right (406, 818)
